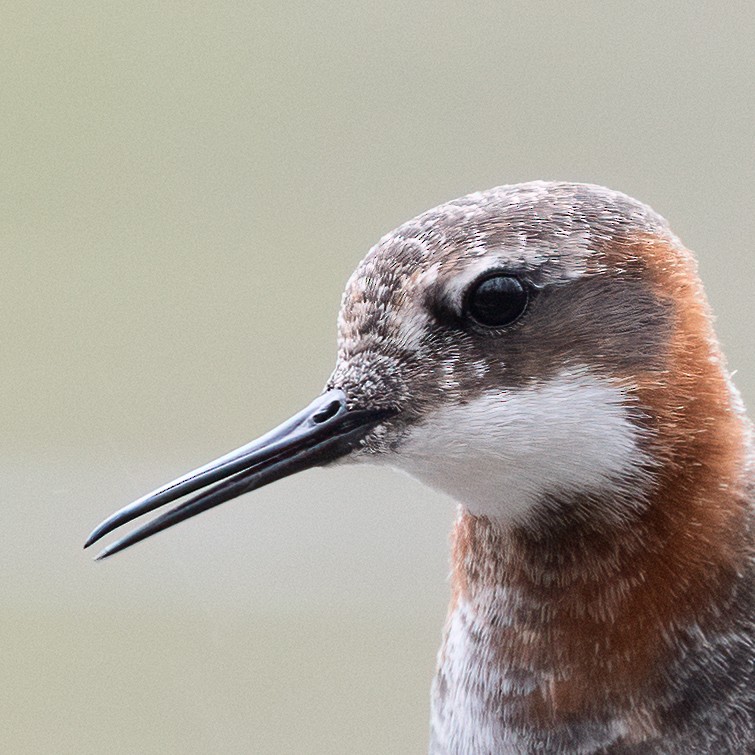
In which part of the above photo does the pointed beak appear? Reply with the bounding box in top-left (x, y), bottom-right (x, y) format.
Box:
top-left (84, 389), bottom-right (394, 560)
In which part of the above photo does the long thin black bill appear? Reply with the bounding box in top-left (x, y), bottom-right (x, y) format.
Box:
top-left (85, 389), bottom-right (393, 559)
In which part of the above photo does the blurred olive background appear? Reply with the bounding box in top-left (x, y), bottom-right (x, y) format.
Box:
top-left (2, 2), bottom-right (753, 753)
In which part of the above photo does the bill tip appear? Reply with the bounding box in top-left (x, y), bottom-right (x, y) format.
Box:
top-left (94, 545), bottom-right (116, 561)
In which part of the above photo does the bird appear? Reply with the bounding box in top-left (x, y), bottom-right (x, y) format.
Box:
top-left (86, 181), bottom-right (754, 753)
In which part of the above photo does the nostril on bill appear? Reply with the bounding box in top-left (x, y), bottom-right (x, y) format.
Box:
top-left (312, 400), bottom-right (342, 424)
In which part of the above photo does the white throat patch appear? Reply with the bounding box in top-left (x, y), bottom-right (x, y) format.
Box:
top-left (390, 369), bottom-right (651, 523)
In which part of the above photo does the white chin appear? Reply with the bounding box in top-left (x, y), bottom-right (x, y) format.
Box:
top-left (388, 368), bottom-right (653, 524)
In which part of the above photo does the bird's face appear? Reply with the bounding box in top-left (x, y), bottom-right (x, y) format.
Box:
top-left (88, 182), bottom-right (714, 556)
top-left (328, 182), bottom-right (679, 522)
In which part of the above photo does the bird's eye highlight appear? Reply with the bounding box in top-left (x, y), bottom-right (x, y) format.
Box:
top-left (465, 274), bottom-right (528, 328)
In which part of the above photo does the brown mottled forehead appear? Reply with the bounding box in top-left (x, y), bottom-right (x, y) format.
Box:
top-left (338, 181), bottom-right (672, 346)
top-left (361, 181), bottom-right (669, 280)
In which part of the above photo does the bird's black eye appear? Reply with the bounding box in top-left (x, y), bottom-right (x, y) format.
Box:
top-left (465, 274), bottom-right (529, 328)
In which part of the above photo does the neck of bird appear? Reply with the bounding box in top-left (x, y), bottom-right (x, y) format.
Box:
top-left (432, 374), bottom-right (752, 750)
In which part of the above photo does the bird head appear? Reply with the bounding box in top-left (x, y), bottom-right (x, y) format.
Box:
top-left (87, 182), bottom-right (748, 556)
